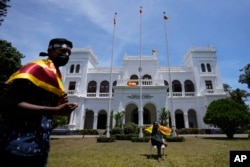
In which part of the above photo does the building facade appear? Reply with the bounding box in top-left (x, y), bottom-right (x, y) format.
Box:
top-left (61, 46), bottom-right (227, 131)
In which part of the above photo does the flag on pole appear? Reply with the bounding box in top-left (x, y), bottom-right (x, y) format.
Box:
top-left (152, 49), bottom-right (158, 54)
top-left (114, 12), bottom-right (117, 25)
top-left (140, 6), bottom-right (142, 14)
top-left (152, 49), bottom-right (158, 55)
top-left (164, 15), bottom-right (168, 20)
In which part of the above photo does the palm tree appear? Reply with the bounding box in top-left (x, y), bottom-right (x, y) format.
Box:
top-left (239, 63), bottom-right (250, 88)
top-left (159, 108), bottom-right (170, 126)
top-left (229, 88), bottom-right (250, 107)
top-left (113, 111), bottom-right (124, 128)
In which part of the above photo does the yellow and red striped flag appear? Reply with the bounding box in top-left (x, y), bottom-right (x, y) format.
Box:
top-left (6, 59), bottom-right (66, 97)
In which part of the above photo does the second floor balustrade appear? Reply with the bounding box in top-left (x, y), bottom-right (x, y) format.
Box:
top-left (121, 79), bottom-right (165, 86)
top-left (72, 90), bottom-right (227, 98)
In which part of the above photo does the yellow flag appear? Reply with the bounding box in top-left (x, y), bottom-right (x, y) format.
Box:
top-left (144, 125), bottom-right (172, 136)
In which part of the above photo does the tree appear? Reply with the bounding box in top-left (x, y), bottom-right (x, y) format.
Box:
top-left (0, 0), bottom-right (10, 26)
top-left (229, 88), bottom-right (250, 107)
top-left (0, 39), bottom-right (24, 97)
top-left (52, 116), bottom-right (68, 129)
top-left (113, 111), bottom-right (124, 128)
top-left (159, 107), bottom-right (170, 126)
top-left (203, 98), bottom-right (250, 139)
top-left (223, 83), bottom-right (231, 92)
top-left (239, 63), bottom-right (250, 88)
top-left (223, 83), bottom-right (249, 109)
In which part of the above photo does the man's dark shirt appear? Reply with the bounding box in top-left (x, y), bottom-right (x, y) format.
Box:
top-left (0, 79), bottom-right (59, 156)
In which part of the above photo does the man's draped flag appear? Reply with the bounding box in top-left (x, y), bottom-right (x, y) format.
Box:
top-left (6, 59), bottom-right (65, 97)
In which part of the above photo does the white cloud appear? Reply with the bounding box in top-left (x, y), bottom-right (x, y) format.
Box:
top-left (1, 0), bottom-right (250, 91)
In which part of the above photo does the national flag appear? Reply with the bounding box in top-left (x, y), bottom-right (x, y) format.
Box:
top-left (114, 12), bottom-right (117, 25)
top-left (152, 49), bottom-right (159, 54)
top-left (6, 59), bottom-right (66, 97)
top-left (144, 125), bottom-right (172, 136)
top-left (140, 6), bottom-right (142, 14)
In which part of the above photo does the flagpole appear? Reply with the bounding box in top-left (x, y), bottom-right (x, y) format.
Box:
top-left (107, 12), bottom-right (117, 137)
top-left (163, 12), bottom-right (176, 137)
top-left (139, 6), bottom-right (143, 138)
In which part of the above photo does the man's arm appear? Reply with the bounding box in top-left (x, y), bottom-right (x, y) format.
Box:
top-left (2, 79), bottom-right (78, 116)
top-left (17, 101), bottom-right (78, 116)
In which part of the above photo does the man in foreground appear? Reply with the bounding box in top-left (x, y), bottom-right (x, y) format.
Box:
top-left (0, 38), bottom-right (78, 167)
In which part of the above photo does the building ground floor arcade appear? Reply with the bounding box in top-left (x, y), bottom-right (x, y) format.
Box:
top-left (67, 90), bottom-right (216, 131)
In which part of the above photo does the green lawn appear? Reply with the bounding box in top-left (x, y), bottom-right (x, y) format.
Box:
top-left (47, 136), bottom-right (250, 167)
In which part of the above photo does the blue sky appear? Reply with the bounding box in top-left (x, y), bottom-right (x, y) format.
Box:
top-left (1, 0), bottom-right (250, 94)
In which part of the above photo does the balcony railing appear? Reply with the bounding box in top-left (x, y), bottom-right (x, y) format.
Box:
top-left (68, 88), bottom-right (224, 97)
top-left (204, 89), bottom-right (225, 95)
top-left (86, 93), bottom-right (96, 97)
top-left (167, 92), bottom-right (195, 97)
top-left (120, 79), bottom-right (165, 86)
top-left (86, 93), bottom-right (113, 98)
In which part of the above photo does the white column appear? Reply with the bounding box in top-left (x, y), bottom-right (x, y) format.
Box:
top-left (96, 83), bottom-right (100, 97)
top-left (79, 104), bottom-right (85, 130)
top-left (184, 112), bottom-right (189, 128)
top-left (182, 83), bottom-right (185, 97)
top-left (93, 113), bottom-right (98, 129)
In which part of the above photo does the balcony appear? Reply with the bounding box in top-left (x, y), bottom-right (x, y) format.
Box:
top-left (167, 92), bottom-right (195, 97)
top-left (86, 92), bottom-right (114, 98)
top-left (204, 89), bottom-right (226, 95)
top-left (118, 79), bottom-right (165, 86)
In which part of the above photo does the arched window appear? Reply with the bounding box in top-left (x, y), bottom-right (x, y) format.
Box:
top-left (207, 63), bottom-right (211, 72)
top-left (130, 75), bottom-right (138, 80)
top-left (100, 81), bottom-right (109, 93)
top-left (87, 81), bottom-right (97, 93)
top-left (142, 74), bottom-right (152, 85)
top-left (201, 64), bottom-right (206, 72)
top-left (172, 80), bottom-right (182, 92)
top-left (70, 64), bottom-right (74, 73)
top-left (76, 64), bottom-right (80, 73)
top-left (164, 80), bottom-right (169, 92)
top-left (112, 81), bottom-right (117, 93)
top-left (184, 80), bottom-right (195, 92)
top-left (142, 74), bottom-right (152, 79)
top-left (128, 75), bottom-right (138, 86)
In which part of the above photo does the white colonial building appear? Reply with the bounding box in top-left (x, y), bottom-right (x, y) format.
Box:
top-left (61, 46), bottom-right (227, 132)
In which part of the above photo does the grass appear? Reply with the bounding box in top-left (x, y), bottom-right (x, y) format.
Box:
top-left (47, 136), bottom-right (250, 167)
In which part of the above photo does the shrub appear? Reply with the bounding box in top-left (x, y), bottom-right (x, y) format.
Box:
top-left (176, 128), bottom-right (204, 134)
top-left (96, 136), bottom-right (116, 142)
top-left (113, 134), bottom-right (138, 140)
top-left (124, 122), bottom-right (139, 134)
top-left (110, 127), bottom-right (123, 135)
top-left (82, 129), bottom-right (99, 135)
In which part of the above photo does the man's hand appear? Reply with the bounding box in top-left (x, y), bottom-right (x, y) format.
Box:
top-left (56, 102), bottom-right (78, 115)
top-left (58, 93), bottom-right (69, 105)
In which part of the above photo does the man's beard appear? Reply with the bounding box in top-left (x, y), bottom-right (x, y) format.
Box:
top-left (52, 55), bottom-right (69, 67)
